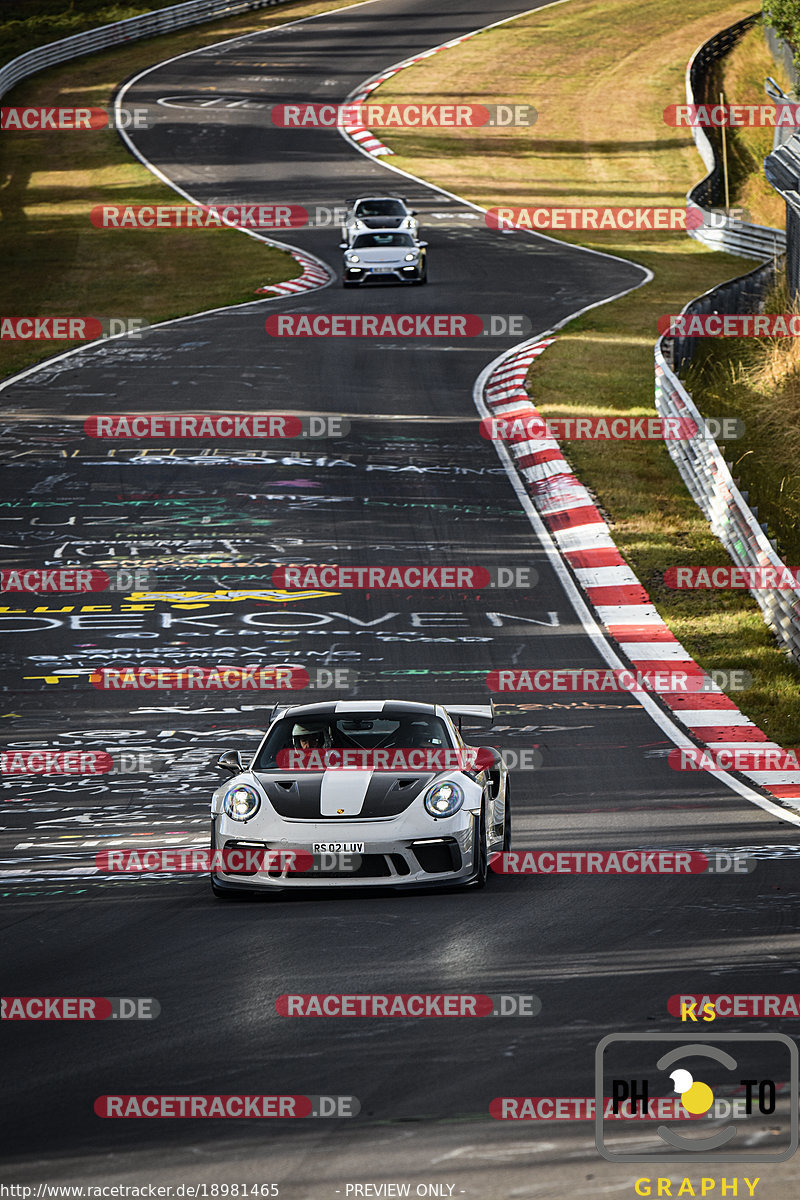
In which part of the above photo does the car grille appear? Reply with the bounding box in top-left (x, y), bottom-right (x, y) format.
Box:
top-left (411, 838), bottom-right (462, 874)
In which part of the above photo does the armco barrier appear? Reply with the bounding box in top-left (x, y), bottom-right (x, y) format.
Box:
top-left (654, 341), bottom-right (800, 664)
top-left (765, 133), bottom-right (800, 299)
top-left (685, 12), bottom-right (786, 260)
top-left (667, 256), bottom-right (778, 372)
top-left (0, 0), bottom-right (291, 102)
top-left (650, 18), bottom-right (800, 666)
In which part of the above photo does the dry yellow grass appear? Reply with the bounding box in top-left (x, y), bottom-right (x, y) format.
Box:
top-left (369, 0), bottom-right (800, 743)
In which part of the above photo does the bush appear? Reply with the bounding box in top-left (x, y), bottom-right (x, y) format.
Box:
top-left (764, 0), bottom-right (800, 72)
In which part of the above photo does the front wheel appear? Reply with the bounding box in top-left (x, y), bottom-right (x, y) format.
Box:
top-left (502, 781), bottom-right (512, 851)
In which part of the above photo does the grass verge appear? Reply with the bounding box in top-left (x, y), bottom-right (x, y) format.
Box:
top-left (369, 0), bottom-right (800, 745)
top-left (711, 18), bottom-right (790, 227)
top-left (0, 0), bottom-right (357, 382)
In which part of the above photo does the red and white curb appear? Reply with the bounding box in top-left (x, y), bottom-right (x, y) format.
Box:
top-left (255, 250), bottom-right (332, 296)
top-left (484, 338), bottom-right (800, 808)
top-left (338, 33), bottom-right (479, 158)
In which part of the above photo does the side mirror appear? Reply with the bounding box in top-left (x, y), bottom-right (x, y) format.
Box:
top-left (216, 749), bottom-right (244, 775)
top-left (417, 240), bottom-right (428, 248)
top-left (410, 210), bottom-right (418, 216)
top-left (339, 242), bottom-right (348, 249)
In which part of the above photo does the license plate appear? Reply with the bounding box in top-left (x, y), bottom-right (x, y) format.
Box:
top-left (369, 267), bottom-right (391, 273)
top-left (313, 842), bottom-right (364, 854)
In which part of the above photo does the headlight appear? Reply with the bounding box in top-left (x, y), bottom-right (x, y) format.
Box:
top-left (347, 254), bottom-right (360, 263)
top-left (424, 781), bottom-right (464, 818)
top-left (223, 783), bottom-right (260, 821)
top-left (404, 252), bottom-right (417, 261)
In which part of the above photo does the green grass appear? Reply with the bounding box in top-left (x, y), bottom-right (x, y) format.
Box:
top-left (710, 19), bottom-right (790, 227)
top-left (367, 0), bottom-right (800, 746)
top-left (0, 0), bottom-right (358, 381)
top-left (0, 1), bottom-right (174, 63)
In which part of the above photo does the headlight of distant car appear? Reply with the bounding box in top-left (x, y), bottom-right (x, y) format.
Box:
top-left (347, 254), bottom-right (361, 263)
top-left (404, 252), bottom-right (417, 261)
top-left (223, 783), bottom-right (260, 821)
top-left (424, 781), bottom-right (464, 818)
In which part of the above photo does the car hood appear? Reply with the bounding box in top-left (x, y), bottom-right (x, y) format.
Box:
top-left (357, 217), bottom-right (406, 229)
top-left (349, 247), bottom-right (417, 264)
top-left (254, 770), bottom-right (435, 819)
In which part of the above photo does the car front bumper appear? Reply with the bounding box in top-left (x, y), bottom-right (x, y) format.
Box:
top-left (343, 262), bottom-right (423, 284)
top-left (210, 814), bottom-right (480, 892)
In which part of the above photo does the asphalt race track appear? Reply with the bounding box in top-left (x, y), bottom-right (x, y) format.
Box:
top-left (2, 0), bottom-right (800, 1194)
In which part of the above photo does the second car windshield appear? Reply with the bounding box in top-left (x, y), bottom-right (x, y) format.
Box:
top-left (352, 233), bottom-right (415, 249)
top-left (356, 200), bottom-right (406, 217)
top-left (252, 711), bottom-right (452, 769)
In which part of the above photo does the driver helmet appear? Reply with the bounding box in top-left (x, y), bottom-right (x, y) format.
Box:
top-left (292, 723), bottom-right (326, 749)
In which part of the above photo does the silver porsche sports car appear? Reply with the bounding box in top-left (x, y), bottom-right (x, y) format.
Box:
top-left (340, 230), bottom-right (427, 286)
top-left (210, 699), bottom-right (509, 897)
top-left (340, 196), bottom-right (419, 244)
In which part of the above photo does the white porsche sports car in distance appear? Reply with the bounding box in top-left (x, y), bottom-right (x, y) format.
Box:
top-left (210, 699), bottom-right (509, 897)
top-left (340, 231), bottom-right (427, 286)
top-left (341, 196), bottom-right (419, 244)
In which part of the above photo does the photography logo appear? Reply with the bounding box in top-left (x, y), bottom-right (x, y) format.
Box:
top-left (595, 1033), bottom-right (798, 1162)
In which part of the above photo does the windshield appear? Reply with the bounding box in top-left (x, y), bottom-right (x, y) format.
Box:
top-left (355, 200), bottom-right (406, 218)
top-left (253, 710), bottom-right (452, 770)
top-left (352, 232), bottom-right (416, 249)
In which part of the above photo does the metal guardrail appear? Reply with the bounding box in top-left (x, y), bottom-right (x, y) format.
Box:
top-left (765, 134), bottom-right (800, 297)
top-left (655, 342), bottom-right (800, 664)
top-left (654, 20), bottom-right (800, 665)
top-left (667, 256), bottom-right (779, 372)
top-left (685, 12), bottom-right (786, 259)
top-left (0, 0), bottom-right (290, 102)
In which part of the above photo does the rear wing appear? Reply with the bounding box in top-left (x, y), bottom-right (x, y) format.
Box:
top-left (442, 702), bottom-right (495, 729)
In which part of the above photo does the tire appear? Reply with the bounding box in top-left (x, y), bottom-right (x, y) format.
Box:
top-left (502, 780), bottom-right (512, 851)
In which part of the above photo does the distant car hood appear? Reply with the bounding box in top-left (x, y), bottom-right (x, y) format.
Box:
top-left (349, 246), bottom-right (418, 264)
top-left (255, 770), bottom-right (434, 819)
top-left (357, 217), bottom-right (406, 229)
